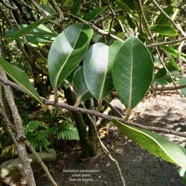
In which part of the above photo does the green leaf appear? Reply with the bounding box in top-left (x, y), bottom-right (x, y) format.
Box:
top-left (179, 77), bottom-right (186, 97)
top-left (161, 46), bottom-right (186, 62)
top-left (116, 0), bottom-right (132, 14)
top-left (64, 0), bottom-right (73, 7)
top-left (154, 57), bottom-right (180, 85)
top-left (112, 36), bottom-right (153, 110)
top-left (156, 6), bottom-right (173, 25)
top-left (150, 24), bottom-right (177, 36)
top-left (112, 119), bottom-right (186, 169)
top-left (126, 14), bottom-right (136, 29)
top-left (48, 23), bottom-right (93, 94)
top-left (0, 58), bottom-right (42, 104)
top-left (109, 41), bottom-right (123, 66)
top-left (73, 66), bottom-right (92, 106)
top-left (56, 122), bottom-right (79, 141)
top-left (39, 4), bottom-right (55, 15)
top-left (6, 16), bottom-right (54, 43)
top-left (116, 0), bottom-right (136, 18)
top-left (83, 6), bottom-right (107, 22)
top-left (70, 0), bottom-right (81, 15)
top-left (154, 69), bottom-right (180, 85)
top-left (167, 57), bottom-right (179, 71)
top-left (154, 68), bottom-right (171, 85)
top-left (84, 43), bottom-right (113, 108)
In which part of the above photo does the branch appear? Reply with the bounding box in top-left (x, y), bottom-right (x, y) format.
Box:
top-left (150, 84), bottom-right (186, 91)
top-left (178, 41), bottom-right (185, 77)
top-left (0, 76), bottom-right (186, 138)
top-left (25, 141), bottom-right (58, 186)
top-left (146, 37), bottom-right (186, 48)
top-left (0, 69), bottom-right (36, 186)
top-left (1, 0), bottom-right (17, 10)
top-left (31, 0), bottom-right (49, 16)
top-left (67, 12), bottom-right (186, 48)
top-left (67, 12), bottom-right (124, 42)
top-left (49, 0), bottom-right (65, 30)
top-left (87, 114), bottom-right (126, 186)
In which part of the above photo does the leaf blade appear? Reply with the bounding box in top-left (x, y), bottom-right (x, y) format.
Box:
top-left (0, 58), bottom-right (42, 103)
top-left (48, 23), bottom-right (93, 91)
top-left (112, 119), bottom-right (186, 169)
top-left (112, 36), bottom-right (154, 110)
top-left (84, 43), bottom-right (113, 106)
top-left (73, 66), bottom-right (92, 106)
top-left (7, 16), bottom-right (54, 43)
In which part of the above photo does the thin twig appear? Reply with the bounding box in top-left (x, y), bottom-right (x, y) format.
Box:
top-left (87, 114), bottom-right (126, 186)
top-left (49, 0), bottom-right (65, 30)
top-left (67, 12), bottom-right (186, 48)
top-left (67, 12), bottom-right (124, 42)
top-left (25, 141), bottom-right (58, 186)
top-left (146, 37), bottom-right (186, 47)
top-left (178, 41), bottom-right (185, 77)
top-left (31, 0), bottom-right (49, 16)
top-left (108, 0), bottom-right (116, 35)
top-left (150, 84), bottom-right (186, 91)
top-left (1, 0), bottom-right (17, 10)
top-left (99, 139), bottom-right (126, 186)
top-left (103, 99), bottom-right (124, 118)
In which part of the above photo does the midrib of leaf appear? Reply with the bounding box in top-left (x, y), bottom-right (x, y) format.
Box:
top-left (128, 126), bottom-right (175, 163)
top-left (126, 125), bottom-right (178, 165)
top-left (128, 41), bottom-right (133, 110)
top-left (113, 120), bottom-right (178, 165)
top-left (98, 50), bottom-right (108, 104)
top-left (53, 27), bottom-right (83, 92)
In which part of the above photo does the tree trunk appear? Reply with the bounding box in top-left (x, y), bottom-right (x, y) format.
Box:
top-left (63, 87), bottom-right (98, 158)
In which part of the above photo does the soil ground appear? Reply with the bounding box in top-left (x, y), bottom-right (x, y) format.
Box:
top-left (36, 93), bottom-right (186, 186)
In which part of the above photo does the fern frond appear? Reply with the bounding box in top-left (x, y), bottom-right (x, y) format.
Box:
top-left (56, 122), bottom-right (79, 141)
top-left (26, 129), bottom-right (51, 152)
top-left (25, 120), bottom-right (44, 133)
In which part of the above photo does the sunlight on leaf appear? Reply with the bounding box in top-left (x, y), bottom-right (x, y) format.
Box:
top-left (112, 119), bottom-right (186, 169)
top-left (0, 58), bottom-right (42, 104)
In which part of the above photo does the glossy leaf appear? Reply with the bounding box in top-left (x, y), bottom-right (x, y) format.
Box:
top-left (161, 46), bottom-right (186, 62)
top-left (5, 24), bottom-right (56, 46)
top-left (150, 24), bottom-right (177, 36)
top-left (109, 40), bottom-right (123, 67)
top-left (48, 23), bottom-right (93, 93)
top-left (84, 43), bottom-right (114, 108)
top-left (179, 77), bottom-right (186, 97)
top-left (154, 68), bottom-right (170, 85)
top-left (83, 6), bottom-right (107, 22)
top-left (39, 4), bottom-right (55, 15)
top-left (116, 0), bottom-right (136, 17)
top-left (70, 0), bottom-right (81, 15)
top-left (73, 66), bottom-right (92, 106)
top-left (112, 36), bottom-right (153, 110)
top-left (154, 58), bottom-right (180, 85)
top-left (6, 16), bottom-right (54, 43)
top-left (64, 0), bottom-right (73, 7)
top-left (156, 6), bottom-right (173, 25)
top-left (112, 119), bottom-right (186, 169)
top-left (0, 58), bottom-right (42, 103)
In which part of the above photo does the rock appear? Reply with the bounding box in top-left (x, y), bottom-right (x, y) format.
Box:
top-left (0, 149), bottom-right (56, 186)
top-left (114, 147), bottom-right (124, 155)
